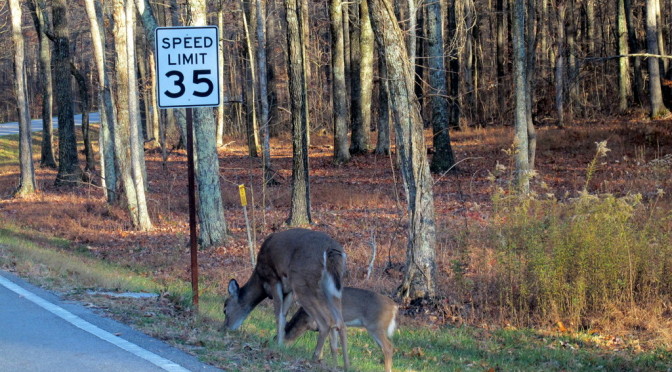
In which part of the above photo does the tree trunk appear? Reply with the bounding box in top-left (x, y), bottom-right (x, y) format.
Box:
top-left (447, 0), bottom-right (460, 130)
top-left (646, 0), bottom-right (668, 117)
top-left (331, 0), bottom-right (351, 164)
top-left (113, 0), bottom-right (142, 228)
top-left (426, 0), bottom-right (456, 174)
top-left (286, 0), bottom-right (312, 226)
top-left (216, 2), bottom-right (226, 147)
top-left (556, 2), bottom-right (567, 127)
top-left (374, 57), bottom-right (390, 155)
top-left (586, 0), bottom-right (596, 54)
top-left (188, 0), bottom-right (230, 247)
top-left (84, 0), bottom-right (118, 203)
top-left (241, 0), bottom-right (261, 158)
top-left (10, 0), bottom-right (37, 197)
top-left (525, 0), bottom-right (537, 170)
top-left (369, 0), bottom-right (437, 300)
top-left (126, 0), bottom-right (153, 231)
top-left (351, 0), bottom-right (374, 154)
top-left (28, 0), bottom-right (57, 169)
top-left (617, 0), bottom-right (631, 112)
top-left (53, 0), bottom-right (82, 185)
top-left (496, 0), bottom-right (506, 114)
top-left (626, 0), bottom-right (644, 106)
top-left (513, 0), bottom-right (530, 194)
top-left (464, 0), bottom-right (476, 121)
top-left (256, 0), bottom-right (277, 186)
top-left (70, 64), bottom-right (95, 173)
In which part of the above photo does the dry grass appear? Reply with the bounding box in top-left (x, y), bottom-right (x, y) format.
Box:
top-left (1, 118), bottom-right (672, 352)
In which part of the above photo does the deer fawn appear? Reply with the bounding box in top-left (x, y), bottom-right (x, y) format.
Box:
top-left (223, 228), bottom-right (350, 369)
top-left (285, 287), bottom-right (398, 372)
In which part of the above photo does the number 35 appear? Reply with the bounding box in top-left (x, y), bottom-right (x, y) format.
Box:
top-left (164, 70), bottom-right (213, 99)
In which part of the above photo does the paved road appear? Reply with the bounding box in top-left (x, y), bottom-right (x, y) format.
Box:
top-left (0, 113), bottom-right (100, 136)
top-left (0, 270), bottom-right (220, 372)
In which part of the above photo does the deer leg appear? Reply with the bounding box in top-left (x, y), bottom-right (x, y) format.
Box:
top-left (272, 282), bottom-right (287, 346)
top-left (370, 330), bottom-right (393, 372)
top-left (312, 322), bottom-right (329, 363)
top-left (328, 327), bottom-right (339, 363)
top-left (337, 320), bottom-right (349, 370)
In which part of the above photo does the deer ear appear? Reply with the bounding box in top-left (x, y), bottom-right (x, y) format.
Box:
top-left (228, 279), bottom-right (240, 296)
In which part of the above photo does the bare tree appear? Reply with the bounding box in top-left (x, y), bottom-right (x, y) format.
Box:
top-left (112, 0), bottom-right (148, 230)
top-left (286, 0), bottom-right (312, 226)
top-left (426, 0), bottom-right (456, 174)
top-left (331, 0), bottom-right (351, 164)
top-left (513, 0), bottom-right (530, 193)
top-left (645, 0), bottom-right (668, 117)
top-left (369, 0), bottom-right (437, 300)
top-left (52, 0), bottom-right (82, 185)
top-left (188, 0), bottom-right (230, 246)
top-left (256, 0), bottom-right (277, 186)
top-left (10, 0), bottom-right (37, 197)
top-left (374, 57), bottom-right (390, 155)
top-left (617, 0), bottom-right (631, 112)
top-left (125, 0), bottom-right (152, 230)
top-left (84, 0), bottom-right (118, 203)
top-left (27, 0), bottom-right (56, 169)
top-left (350, 0), bottom-right (374, 154)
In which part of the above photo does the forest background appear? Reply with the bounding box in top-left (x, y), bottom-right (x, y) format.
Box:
top-left (1, 0), bottom-right (672, 370)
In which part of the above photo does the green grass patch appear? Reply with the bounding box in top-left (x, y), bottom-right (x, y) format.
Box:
top-left (1, 222), bottom-right (671, 371)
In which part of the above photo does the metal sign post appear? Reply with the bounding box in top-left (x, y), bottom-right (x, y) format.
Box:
top-left (155, 26), bottom-right (220, 310)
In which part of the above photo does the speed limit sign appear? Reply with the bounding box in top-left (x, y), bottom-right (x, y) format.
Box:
top-left (155, 26), bottom-right (220, 108)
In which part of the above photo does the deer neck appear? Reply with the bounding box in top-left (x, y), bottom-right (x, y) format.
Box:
top-left (239, 272), bottom-right (268, 311)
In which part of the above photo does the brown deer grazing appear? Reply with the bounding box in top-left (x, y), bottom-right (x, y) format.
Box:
top-left (285, 287), bottom-right (398, 372)
top-left (223, 228), bottom-right (350, 369)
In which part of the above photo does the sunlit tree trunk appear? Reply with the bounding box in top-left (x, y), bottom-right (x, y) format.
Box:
top-left (53, 0), bottom-right (82, 185)
top-left (617, 0), bottom-right (631, 112)
top-left (10, 0), bottom-right (37, 197)
top-left (525, 0), bottom-right (537, 170)
top-left (350, 0), bottom-right (374, 154)
top-left (331, 0), bottom-right (351, 164)
top-left (112, 0), bottom-right (141, 228)
top-left (369, 0), bottom-right (437, 300)
top-left (188, 0), bottom-right (229, 246)
top-left (84, 0), bottom-right (118, 203)
top-left (646, 0), bottom-right (668, 117)
top-left (286, 0), bottom-right (312, 226)
top-left (513, 0), bottom-right (530, 193)
top-left (125, 0), bottom-right (152, 231)
top-left (216, 1), bottom-right (226, 147)
top-left (241, 0), bottom-right (261, 157)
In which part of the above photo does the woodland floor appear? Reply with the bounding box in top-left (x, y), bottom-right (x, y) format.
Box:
top-left (1, 115), bottom-right (672, 356)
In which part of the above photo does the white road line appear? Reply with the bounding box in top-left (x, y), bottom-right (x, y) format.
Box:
top-left (0, 275), bottom-right (190, 372)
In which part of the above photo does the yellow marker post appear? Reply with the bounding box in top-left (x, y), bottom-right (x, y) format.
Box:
top-left (239, 185), bottom-right (255, 266)
top-left (238, 184), bottom-right (247, 207)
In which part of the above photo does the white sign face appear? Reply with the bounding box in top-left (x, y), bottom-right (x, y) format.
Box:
top-left (155, 26), bottom-right (220, 108)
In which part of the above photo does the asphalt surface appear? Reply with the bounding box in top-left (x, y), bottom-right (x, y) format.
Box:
top-left (0, 113), bottom-right (100, 136)
top-left (0, 270), bottom-right (221, 372)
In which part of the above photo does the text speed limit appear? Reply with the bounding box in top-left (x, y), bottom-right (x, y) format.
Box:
top-left (155, 26), bottom-right (220, 108)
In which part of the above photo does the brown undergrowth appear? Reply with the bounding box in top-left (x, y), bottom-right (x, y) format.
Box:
top-left (1, 118), bottom-right (671, 351)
